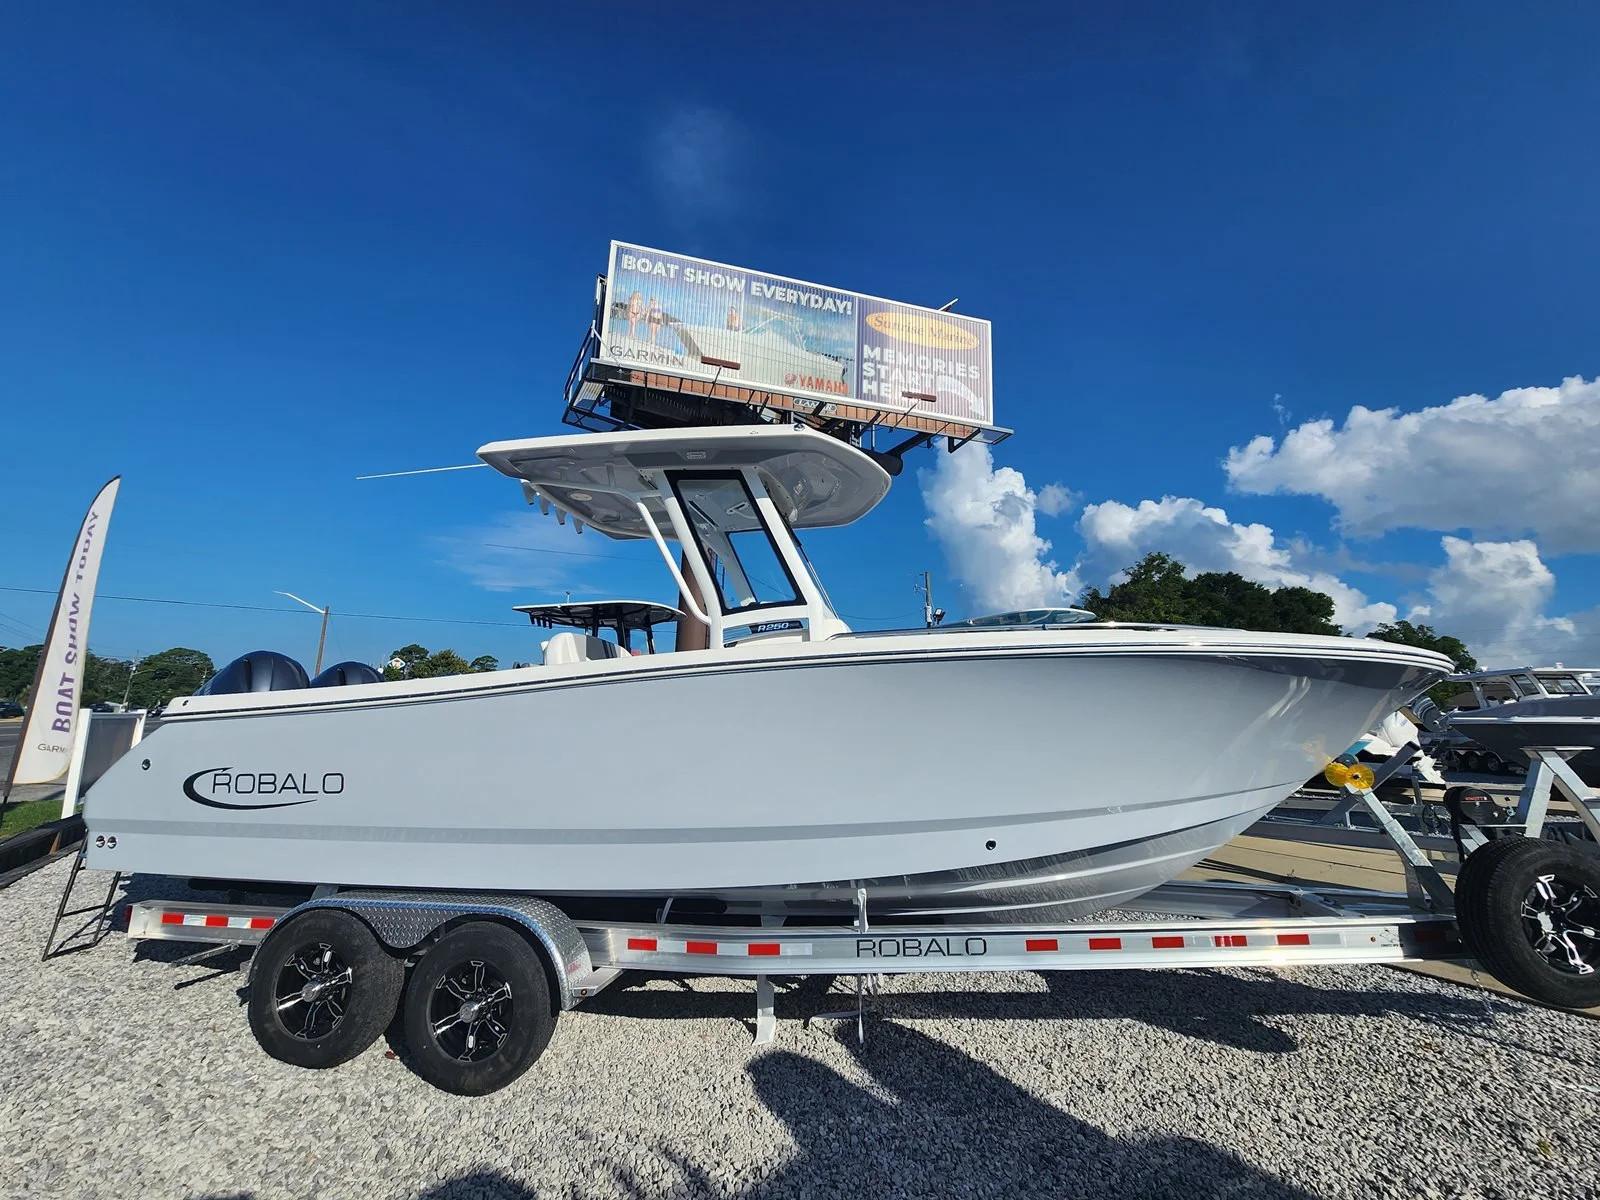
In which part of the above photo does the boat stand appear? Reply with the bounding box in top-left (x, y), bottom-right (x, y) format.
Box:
top-left (802, 888), bottom-right (885, 1044)
top-left (1509, 747), bottom-right (1600, 842)
top-left (1274, 739), bottom-right (1459, 911)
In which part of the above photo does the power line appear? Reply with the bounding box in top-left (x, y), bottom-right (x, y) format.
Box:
top-left (0, 607), bottom-right (41, 638)
top-left (0, 584), bottom-right (908, 629)
top-left (0, 586), bottom-right (525, 628)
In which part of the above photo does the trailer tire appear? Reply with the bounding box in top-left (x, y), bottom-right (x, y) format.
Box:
top-left (1453, 835), bottom-right (1526, 963)
top-left (247, 909), bottom-right (404, 1069)
top-left (1472, 839), bottom-right (1600, 1009)
top-left (401, 921), bottom-right (555, 1095)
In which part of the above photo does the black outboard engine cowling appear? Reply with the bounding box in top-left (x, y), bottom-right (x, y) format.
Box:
top-left (200, 650), bottom-right (310, 695)
top-left (311, 660), bottom-right (383, 688)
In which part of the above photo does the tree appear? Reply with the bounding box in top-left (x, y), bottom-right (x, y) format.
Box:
top-left (382, 644), bottom-right (497, 681)
top-left (1080, 552), bottom-right (1193, 625)
top-left (0, 644), bottom-right (212, 708)
top-left (1080, 553), bottom-right (1341, 635)
top-left (1367, 620), bottom-right (1476, 705)
top-left (127, 648), bottom-right (214, 709)
top-left (1265, 586), bottom-right (1340, 637)
top-left (384, 644), bottom-right (431, 680)
top-left (421, 650), bottom-right (472, 677)
top-left (1, 643), bottom-right (133, 706)
top-left (0, 644), bottom-right (41, 703)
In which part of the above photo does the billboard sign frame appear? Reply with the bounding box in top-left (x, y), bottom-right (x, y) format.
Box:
top-left (593, 241), bottom-right (997, 432)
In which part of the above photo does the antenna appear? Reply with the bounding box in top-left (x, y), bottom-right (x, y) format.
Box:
top-left (356, 463), bottom-right (490, 481)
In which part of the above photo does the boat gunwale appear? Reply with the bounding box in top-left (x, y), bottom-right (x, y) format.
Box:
top-left (155, 632), bottom-right (1452, 722)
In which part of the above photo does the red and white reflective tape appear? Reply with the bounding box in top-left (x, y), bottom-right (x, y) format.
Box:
top-left (157, 911), bottom-right (277, 931)
top-left (1022, 930), bottom-right (1338, 954)
top-left (623, 935), bottom-right (813, 959)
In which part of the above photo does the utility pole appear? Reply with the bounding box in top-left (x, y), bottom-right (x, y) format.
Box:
top-left (276, 591), bottom-right (331, 676)
top-left (313, 607), bottom-right (329, 677)
top-left (917, 570), bottom-right (947, 627)
top-left (120, 654), bottom-right (144, 709)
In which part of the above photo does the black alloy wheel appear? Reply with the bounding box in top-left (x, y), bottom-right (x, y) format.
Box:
top-left (401, 921), bottom-right (556, 1096)
top-left (1470, 839), bottom-right (1600, 1009)
top-left (247, 909), bottom-right (404, 1069)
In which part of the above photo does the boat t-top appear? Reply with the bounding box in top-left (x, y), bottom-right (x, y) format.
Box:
top-left (513, 599), bottom-right (684, 658)
top-left (84, 423), bottom-right (1451, 922)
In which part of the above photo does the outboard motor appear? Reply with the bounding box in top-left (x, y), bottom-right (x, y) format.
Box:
top-left (311, 660), bottom-right (383, 688)
top-left (200, 650), bottom-right (310, 695)
top-left (1408, 695), bottom-right (1450, 735)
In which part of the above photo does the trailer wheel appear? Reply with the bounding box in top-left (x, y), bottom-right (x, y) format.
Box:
top-left (247, 909), bottom-right (404, 1069)
top-left (401, 921), bottom-right (555, 1095)
top-left (1472, 839), bottom-right (1600, 1009)
top-left (1452, 835), bottom-right (1526, 963)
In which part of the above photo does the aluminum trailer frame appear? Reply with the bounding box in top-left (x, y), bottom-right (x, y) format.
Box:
top-left (117, 875), bottom-right (1464, 1045)
top-left (1253, 742), bottom-right (1598, 851)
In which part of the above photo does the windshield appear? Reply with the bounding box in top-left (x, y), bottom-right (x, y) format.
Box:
top-left (950, 608), bottom-right (1098, 628)
top-left (670, 473), bottom-right (802, 614)
top-left (1540, 674), bottom-right (1589, 695)
top-left (789, 529), bottom-right (837, 617)
top-left (1509, 673), bottom-right (1543, 697)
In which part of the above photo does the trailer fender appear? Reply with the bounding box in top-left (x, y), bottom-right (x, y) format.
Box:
top-left (279, 892), bottom-right (594, 1010)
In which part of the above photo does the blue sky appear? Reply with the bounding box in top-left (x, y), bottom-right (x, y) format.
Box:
top-left (4, 4), bottom-right (1599, 672)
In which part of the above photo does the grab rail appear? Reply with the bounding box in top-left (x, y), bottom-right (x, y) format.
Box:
top-left (633, 500), bottom-right (711, 626)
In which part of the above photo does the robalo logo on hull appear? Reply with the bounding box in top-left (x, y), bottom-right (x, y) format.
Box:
top-left (183, 767), bottom-right (345, 811)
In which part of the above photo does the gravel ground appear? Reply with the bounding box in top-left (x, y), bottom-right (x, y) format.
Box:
top-left (3, 859), bottom-right (1597, 1200)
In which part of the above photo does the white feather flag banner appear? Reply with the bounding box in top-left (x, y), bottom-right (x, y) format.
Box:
top-left (5, 477), bottom-right (121, 789)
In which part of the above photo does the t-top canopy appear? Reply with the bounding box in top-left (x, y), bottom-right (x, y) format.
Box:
top-left (513, 600), bottom-right (684, 633)
top-left (477, 425), bottom-right (890, 540)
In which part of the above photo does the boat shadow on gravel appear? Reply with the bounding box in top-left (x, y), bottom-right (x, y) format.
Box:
top-left (583, 966), bottom-right (1522, 1056)
top-left (294, 1020), bottom-right (1330, 1199)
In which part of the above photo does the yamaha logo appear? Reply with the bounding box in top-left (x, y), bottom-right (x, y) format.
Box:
top-left (183, 767), bottom-right (344, 811)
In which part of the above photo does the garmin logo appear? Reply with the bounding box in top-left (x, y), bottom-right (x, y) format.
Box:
top-left (183, 766), bottom-right (344, 811)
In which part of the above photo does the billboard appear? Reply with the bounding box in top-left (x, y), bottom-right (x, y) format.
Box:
top-left (596, 242), bottom-right (994, 428)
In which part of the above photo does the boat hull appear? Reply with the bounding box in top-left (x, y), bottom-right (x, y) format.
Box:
top-left (1447, 696), bottom-right (1600, 784)
top-left (85, 633), bottom-right (1446, 917)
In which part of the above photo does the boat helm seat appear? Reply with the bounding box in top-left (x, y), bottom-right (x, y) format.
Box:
top-left (541, 632), bottom-right (624, 667)
top-left (200, 650), bottom-right (310, 695)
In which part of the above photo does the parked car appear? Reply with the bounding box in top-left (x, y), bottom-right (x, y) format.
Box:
top-left (0, 700), bottom-right (24, 719)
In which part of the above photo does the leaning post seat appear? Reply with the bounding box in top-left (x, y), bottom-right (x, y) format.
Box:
top-left (200, 650), bottom-right (311, 695)
top-left (540, 633), bottom-right (624, 667)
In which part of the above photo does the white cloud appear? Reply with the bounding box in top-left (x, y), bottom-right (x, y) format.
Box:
top-left (1077, 495), bottom-right (1397, 632)
top-left (919, 445), bottom-right (1080, 613)
top-left (1225, 375), bottom-right (1600, 552)
top-left (916, 442), bottom-right (1600, 659)
top-left (1036, 483), bottom-right (1078, 517)
top-left (650, 106), bottom-right (747, 228)
top-left (432, 511), bottom-right (624, 594)
top-left (1412, 536), bottom-right (1581, 665)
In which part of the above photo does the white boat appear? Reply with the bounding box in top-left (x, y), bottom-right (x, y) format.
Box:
top-left (1428, 666), bottom-right (1600, 783)
top-left (671, 317), bottom-right (852, 395)
top-left (84, 426), bottom-right (1451, 921)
